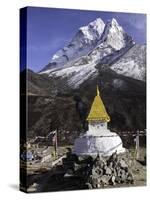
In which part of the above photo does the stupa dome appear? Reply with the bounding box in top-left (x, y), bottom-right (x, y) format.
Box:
top-left (73, 86), bottom-right (125, 156)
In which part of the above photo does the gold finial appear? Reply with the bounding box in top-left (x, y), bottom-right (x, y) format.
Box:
top-left (87, 84), bottom-right (110, 122)
top-left (97, 85), bottom-right (100, 96)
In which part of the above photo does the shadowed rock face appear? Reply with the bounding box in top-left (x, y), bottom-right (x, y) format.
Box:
top-left (23, 68), bottom-right (146, 147)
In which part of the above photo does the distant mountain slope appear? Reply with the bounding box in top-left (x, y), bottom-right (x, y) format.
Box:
top-left (110, 44), bottom-right (146, 81)
top-left (26, 69), bottom-right (53, 96)
top-left (27, 68), bottom-right (146, 144)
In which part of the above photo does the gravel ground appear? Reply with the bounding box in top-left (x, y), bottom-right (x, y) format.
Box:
top-left (25, 147), bottom-right (146, 193)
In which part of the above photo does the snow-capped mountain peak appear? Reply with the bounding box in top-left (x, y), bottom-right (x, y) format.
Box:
top-left (79, 18), bottom-right (105, 41)
top-left (100, 18), bottom-right (134, 50)
top-left (110, 18), bottom-right (120, 26)
top-left (40, 17), bottom-right (145, 89)
top-left (41, 18), bottom-right (105, 72)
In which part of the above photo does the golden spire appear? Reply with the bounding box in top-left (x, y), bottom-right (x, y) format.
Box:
top-left (87, 86), bottom-right (110, 122)
top-left (97, 85), bottom-right (100, 96)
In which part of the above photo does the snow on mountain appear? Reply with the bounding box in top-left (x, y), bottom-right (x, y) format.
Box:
top-left (41, 18), bottom-right (105, 71)
top-left (49, 62), bottom-right (98, 88)
top-left (110, 44), bottom-right (146, 81)
top-left (78, 18), bottom-right (135, 66)
top-left (78, 18), bottom-right (105, 42)
top-left (39, 18), bottom-right (145, 88)
top-left (100, 18), bottom-right (134, 50)
top-left (71, 18), bottom-right (134, 68)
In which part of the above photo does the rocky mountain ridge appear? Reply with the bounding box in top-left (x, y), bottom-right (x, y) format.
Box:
top-left (39, 18), bottom-right (145, 89)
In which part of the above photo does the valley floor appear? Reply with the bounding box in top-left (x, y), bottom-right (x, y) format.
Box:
top-left (20, 146), bottom-right (146, 193)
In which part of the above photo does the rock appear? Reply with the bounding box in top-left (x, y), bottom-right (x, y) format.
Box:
top-left (126, 172), bottom-right (134, 184)
top-left (86, 182), bottom-right (93, 189)
top-left (119, 159), bottom-right (128, 169)
top-left (105, 167), bottom-right (112, 175)
top-left (61, 152), bottom-right (134, 189)
top-left (110, 175), bottom-right (116, 185)
top-left (96, 168), bottom-right (103, 176)
top-left (115, 175), bottom-right (122, 184)
top-left (111, 169), bottom-right (117, 177)
top-left (92, 167), bottom-right (99, 177)
top-left (108, 161), bottom-right (113, 168)
top-left (95, 154), bottom-right (106, 168)
top-left (92, 167), bottom-right (99, 176)
top-left (99, 175), bottom-right (110, 186)
top-left (88, 175), bottom-right (99, 188)
top-left (108, 151), bottom-right (118, 163)
top-left (64, 168), bottom-right (74, 177)
top-left (120, 170), bottom-right (127, 183)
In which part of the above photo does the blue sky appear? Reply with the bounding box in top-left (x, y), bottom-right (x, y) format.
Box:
top-left (26, 7), bottom-right (146, 72)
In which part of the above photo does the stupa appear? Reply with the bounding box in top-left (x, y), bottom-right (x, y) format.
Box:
top-left (73, 86), bottom-right (125, 156)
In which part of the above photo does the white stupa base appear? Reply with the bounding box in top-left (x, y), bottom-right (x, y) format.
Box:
top-left (73, 130), bottom-right (126, 157)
